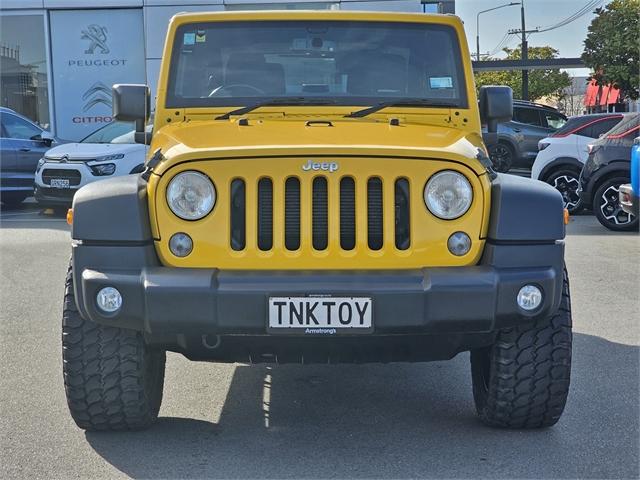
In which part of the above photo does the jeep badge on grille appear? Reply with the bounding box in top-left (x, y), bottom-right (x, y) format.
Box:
top-left (302, 160), bottom-right (339, 172)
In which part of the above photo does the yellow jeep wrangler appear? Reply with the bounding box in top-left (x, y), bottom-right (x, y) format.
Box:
top-left (63, 11), bottom-right (572, 431)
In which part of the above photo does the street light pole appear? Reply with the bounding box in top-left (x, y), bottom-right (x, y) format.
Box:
top-left (476, 2), bottom-right (521, 62)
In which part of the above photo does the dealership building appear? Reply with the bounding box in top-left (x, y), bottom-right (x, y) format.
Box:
top-left (0, 0), bottom-right (455, 141)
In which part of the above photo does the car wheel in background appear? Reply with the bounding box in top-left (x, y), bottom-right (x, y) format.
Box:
top-left (593, 176), bottom-right (638, 232)
top-left (546, 168), bottom-right (583, 214)
top-left (488, 142), bottom-right (514, 173)
top-left (0, 192), bottom-right (28, 208)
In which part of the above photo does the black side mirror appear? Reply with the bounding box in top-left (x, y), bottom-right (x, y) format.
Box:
top-left (479, 86), bottom-right (513, 146)
top-left (31, 131), bottom-right (54, 147)
top-left (112, 84), bottom-right (151, 145)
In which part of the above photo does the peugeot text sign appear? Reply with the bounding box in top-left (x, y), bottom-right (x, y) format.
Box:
top-left (50, 9), bottom-right (145, 140)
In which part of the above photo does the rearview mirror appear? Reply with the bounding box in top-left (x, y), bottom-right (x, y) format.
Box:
top-left (112, 84), bottom-right (151, 145)
top-left (479, 86), bottom-right (513, 147)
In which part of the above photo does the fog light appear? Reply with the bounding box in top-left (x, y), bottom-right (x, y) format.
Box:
top-left (517, 285), bottom-right (542, 311)
top-left (169, 232), bottom-right (193, 257)
top-left (96, 287), bottom-right (122, 313)
top-left (447, 232), bottom-right (471, 256)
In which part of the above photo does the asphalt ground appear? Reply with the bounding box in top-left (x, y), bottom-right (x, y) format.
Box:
top-left (1, 201), bottom-right (638, 479)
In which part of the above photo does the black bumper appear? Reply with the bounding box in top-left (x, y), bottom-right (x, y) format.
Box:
top-left (72, 242), bottom-right (565, 337)
top-left (34, 185), bottom-right (75, 206)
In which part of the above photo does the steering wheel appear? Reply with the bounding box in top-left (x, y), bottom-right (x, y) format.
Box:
top-left (209, 84), bottom-right (266, 97)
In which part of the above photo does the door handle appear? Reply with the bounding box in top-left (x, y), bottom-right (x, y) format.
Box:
top-left (19, 147), bottom-right (31, 152)
top-left (512, 128), bottom-right (522, 133)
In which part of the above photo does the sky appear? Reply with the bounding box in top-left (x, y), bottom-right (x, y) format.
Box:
top-left (455, 0), bottom-right (602, 76)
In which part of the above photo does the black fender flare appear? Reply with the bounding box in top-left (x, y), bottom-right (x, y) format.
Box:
top-left (538, 157), bottom-right (583, 182)
top-left (487, 173), bottom-right (565, 242)
top-left (71, 174), bottom-right (152, 243)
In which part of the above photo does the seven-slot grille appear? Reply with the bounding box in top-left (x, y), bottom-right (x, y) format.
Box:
top-left (230, 176), bottom-right (411, 252)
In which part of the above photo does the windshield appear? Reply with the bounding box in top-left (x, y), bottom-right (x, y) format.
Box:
top-left (167, 20), bottom-right (467, 109)
top-left (80, 121), bottom-right (134, 144)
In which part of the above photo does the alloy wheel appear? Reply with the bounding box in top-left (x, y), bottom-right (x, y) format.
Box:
top-left (599, 184), bottom-right (634, 226)
top-left (552, 174), bottom-right (581, 211)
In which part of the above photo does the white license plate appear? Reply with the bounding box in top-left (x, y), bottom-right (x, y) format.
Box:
top-left (50, 178), bottom-right (70, 189)
top-left (268, 297), bottom-right (373, 334)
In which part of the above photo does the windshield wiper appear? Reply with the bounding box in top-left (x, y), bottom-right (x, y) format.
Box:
top-left (345, 99), bottom-right (459, 118)
top-left (215, 97), bottom-right (338, 120)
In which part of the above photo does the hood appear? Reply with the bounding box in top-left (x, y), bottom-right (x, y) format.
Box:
top-left (151, 118), bottom-right (486, 176)
top-left (44, 142), bottom-right (143, 160)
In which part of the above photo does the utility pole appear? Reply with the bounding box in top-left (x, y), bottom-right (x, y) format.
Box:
top-left (508, 0), bottom-right (538, 101)
top-left (520, 0), bottom-right (528, 101)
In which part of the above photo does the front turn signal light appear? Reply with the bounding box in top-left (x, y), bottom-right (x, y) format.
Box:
top-left (66, 208), bottom-right (73, 225)
top-left (563, 208), bottom-right (569, 225)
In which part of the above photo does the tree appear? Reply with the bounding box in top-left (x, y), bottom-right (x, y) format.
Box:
top-left (474, 46), bottom-right (572, 101)
top-left (582, 0), bottom-right (639, 100)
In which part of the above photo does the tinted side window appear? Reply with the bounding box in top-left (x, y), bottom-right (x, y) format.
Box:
top-left (1, 114), bottom-right (42, 140)
top-left (513, 107), bottom-right (542, 126)
top-left (581, 117), bottom-right (623, 139)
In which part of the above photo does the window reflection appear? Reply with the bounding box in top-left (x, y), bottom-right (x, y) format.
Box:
top-left (0, 14), bottom-right (50, 129)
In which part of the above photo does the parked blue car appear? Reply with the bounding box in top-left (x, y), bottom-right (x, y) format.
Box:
top-left (0, 107), bottom-right (65, 207)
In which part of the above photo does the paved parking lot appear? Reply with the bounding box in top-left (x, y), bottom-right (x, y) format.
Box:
top-left (1, 202), bottom-right (638, 479)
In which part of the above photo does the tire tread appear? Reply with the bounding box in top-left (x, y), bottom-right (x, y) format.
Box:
top-left (471, 270), bottom-right (572, 428)
top-left (62, 263), bottom-right (165, 431)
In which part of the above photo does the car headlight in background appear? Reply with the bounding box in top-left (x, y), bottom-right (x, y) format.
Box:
top-left (90, 163), bottom-right (116, 176)
top-left (538, 142), bottom-right (550, 151)
top-left (36, 158), bottom-right (45, 172)
top-left (424, 170), bottom-right (473, 219)
top-left (166, 171), bottom-right (216, 220)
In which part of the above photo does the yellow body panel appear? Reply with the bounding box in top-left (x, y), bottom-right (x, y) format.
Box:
top-left (147, 10), bottom-right (492, 270)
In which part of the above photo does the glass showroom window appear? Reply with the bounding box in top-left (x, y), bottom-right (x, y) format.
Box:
top-left (0, 13), bottom-right (51, 129)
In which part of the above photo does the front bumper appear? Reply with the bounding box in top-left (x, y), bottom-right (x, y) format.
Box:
top-left (73, 243), bottom-right (565, 339)
top-left (34, 185), bottom-right (77, 206)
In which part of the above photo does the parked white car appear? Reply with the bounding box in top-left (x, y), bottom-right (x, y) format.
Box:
top-left (531, 113), bottom-right (624, 213)
top-left (34, 121), bottom-right (150, 206)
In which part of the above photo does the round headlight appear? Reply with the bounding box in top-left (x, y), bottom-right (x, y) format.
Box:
top-left (424, 171), bottom-right (473, 220)
top-left (166, 171), bottom-right (215, 220)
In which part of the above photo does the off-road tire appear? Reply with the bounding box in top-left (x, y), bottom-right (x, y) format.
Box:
top-left (470, 269), bottom-right (572, 429)
top-left (62, 262), bottom-right (166, 431)
top-left (593, 176), bottom-right (638, 232)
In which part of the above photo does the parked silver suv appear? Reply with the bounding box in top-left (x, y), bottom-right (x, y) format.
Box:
top-left (487, 100), bottom-right (567, 172)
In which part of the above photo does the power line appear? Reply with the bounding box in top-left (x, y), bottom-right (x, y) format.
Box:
top-left (536, 0), bottom-right (604, 32)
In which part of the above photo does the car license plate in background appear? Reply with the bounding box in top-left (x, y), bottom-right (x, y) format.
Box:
top-left (50, 178), bottom-right (70, 189)
top-left (268, 297), bottom-right (373, 335)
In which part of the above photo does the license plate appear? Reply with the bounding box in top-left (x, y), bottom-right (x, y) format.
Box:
top-left (50, 178), bottom-right (70, 189)
top-left (268, 296), bottom-right (373, 335)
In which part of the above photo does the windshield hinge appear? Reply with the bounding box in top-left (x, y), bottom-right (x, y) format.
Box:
top-left (476, 148), bottom-right (497, 180)
top-left (141, 149), bottom-right (163, 181)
